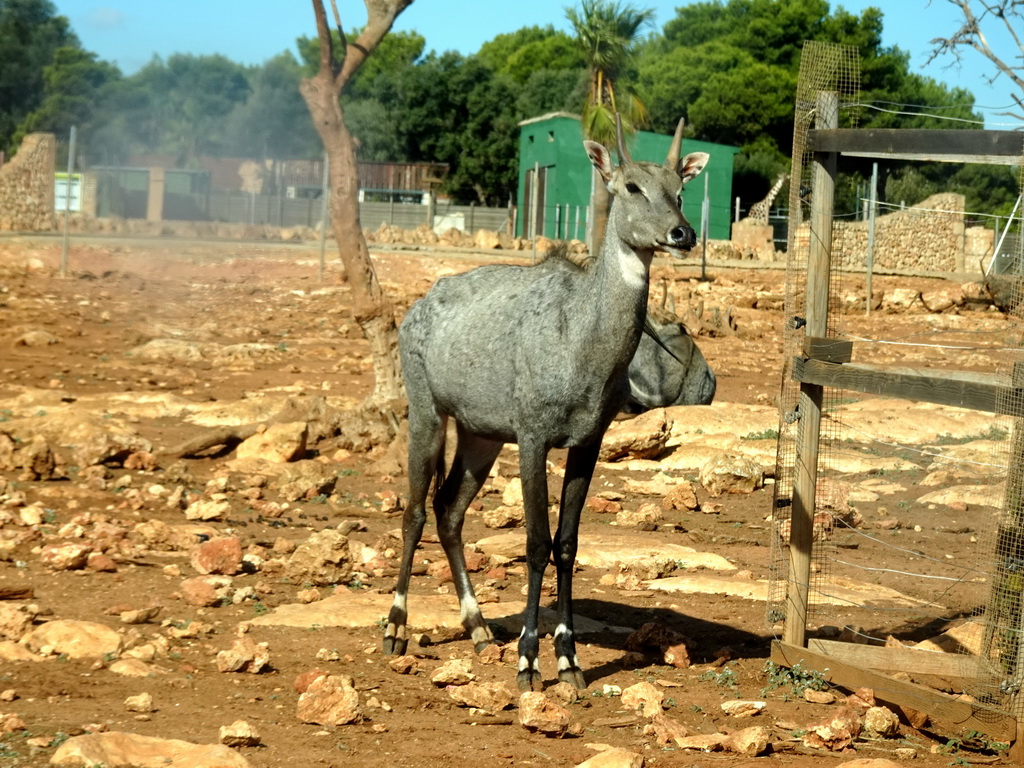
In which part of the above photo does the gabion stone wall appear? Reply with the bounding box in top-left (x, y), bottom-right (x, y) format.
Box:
top-left (0, 133), bottom-right (56, 232)
top-left (799, 193), bottom-right (972, 273)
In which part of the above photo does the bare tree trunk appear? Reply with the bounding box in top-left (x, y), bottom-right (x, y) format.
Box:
top-left (299, 0), bottom-right (412, 417)
top-left (590, 167), bottom-right (611, 255)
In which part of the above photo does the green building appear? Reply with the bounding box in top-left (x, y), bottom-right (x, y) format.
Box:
top-left (517, 112), bottom-right (739, 241)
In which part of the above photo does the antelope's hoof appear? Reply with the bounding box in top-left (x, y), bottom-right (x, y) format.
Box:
top-left (516, 669), bottom-right (544, 692)
top-left (558, 667), bottom-right (586, 691)
top-left (470, 625), bottom-right (495, 654)
top-left (382, 629), bottom-right (407, 656)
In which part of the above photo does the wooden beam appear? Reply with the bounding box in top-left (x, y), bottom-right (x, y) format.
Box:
top-left (792, 358), bottom-right (1024, 415)
top-left (808, 639), bottom-right (991, 680)
top-left (772, 640), bottom-right (1016, 741)
top-left (808, 129), bottom-right (1024, 166)
top-left (804, 337), bottom-right (853, 364)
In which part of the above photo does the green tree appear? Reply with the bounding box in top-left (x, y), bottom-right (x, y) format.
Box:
top-left (222, 53), bottom-right (320, 162)
top-left (121, 53), bottom-right (250, 166)
top-left (640, 0), bottom-right (993, 210)
top-left (567, 0), bottom-right (654, 250)
top-left (566, 0), bottom-right (654, 144)
top-left (479, 26), bottom-right (584, 85)
top-left (14, 46), bottom-right (121, 146)
top-left (0, 0), bottom-right (79, 153)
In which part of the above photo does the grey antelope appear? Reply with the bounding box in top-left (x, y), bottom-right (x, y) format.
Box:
top-left (383, 117), bottom-right (709, 691)
top-left (624, 319), bottom-right (716, 412)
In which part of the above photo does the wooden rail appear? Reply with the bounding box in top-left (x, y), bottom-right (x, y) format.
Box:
top-left (808, 129), bottom-right (1024, 165)
top-left (792, 357), bottom-right (1024, 415)
top-left (772, 641), bottom-right (1016, 741)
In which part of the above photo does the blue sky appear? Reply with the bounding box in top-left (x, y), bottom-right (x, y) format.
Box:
top-left (51, 0), bottom-right (1021, 129)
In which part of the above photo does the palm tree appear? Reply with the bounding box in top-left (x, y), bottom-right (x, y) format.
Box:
top-left (566, 0), bottom-right (654, 249)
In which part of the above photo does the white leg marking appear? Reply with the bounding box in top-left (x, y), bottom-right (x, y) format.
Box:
top-left (459, 594), bottom-right (480, 623)
top-left (554, 623), bottom-right (568, 639)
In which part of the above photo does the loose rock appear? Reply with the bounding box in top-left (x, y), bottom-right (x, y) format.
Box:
top-left (124, 692), bottom-right (155, 712)
top-left (51, 732), bottom-right (251, 768)
top-left (575, 748), bottom-right (645, 768)
top-left (518, 691), bottom-right (572, 737)
top-left (296, 674), bottom-right (361, 725)
top-left (431, 658), bottom-right (475, 686)
top-left (446, 681), bottom-right (515, 712)
top-left (220, 719), bottom-right (262, 747)
top-left (216, 637), bottom-right (271, 673)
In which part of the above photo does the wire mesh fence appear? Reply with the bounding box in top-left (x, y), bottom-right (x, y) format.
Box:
top-left (49, 136), bottom-right (511, 236)
top-left (769, 39), bottom-right (1024, 726)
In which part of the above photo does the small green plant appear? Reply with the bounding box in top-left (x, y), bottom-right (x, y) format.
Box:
top-left (252, 601), bottom-right (270, 616)
top-left (741, 428), bottom-right (779, 441)
top-left (51, 732), bottom-right (70, 748)
top-left (700, 665), bottom-right (737, 689)
top-left (42, 509), bottom-right (58, 524)
top-left (690, 704), bottom-right (704, 713)
top-left (761, 660), bottom-right (828, 697)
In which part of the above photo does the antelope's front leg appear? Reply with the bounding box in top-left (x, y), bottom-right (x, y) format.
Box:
top-left (552, 442), bottom-right (599, 689)
top-left (516, 442), bottom-right (552, 692)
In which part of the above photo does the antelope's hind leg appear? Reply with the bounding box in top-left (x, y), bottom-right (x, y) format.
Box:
top-left (552, 442), bottom-right (600, 689)
top-left (383, 410), bottom-right (446, 656)
top-left (434, 427), bottom-right (503, 652)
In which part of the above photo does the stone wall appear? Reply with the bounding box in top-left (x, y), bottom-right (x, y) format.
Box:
top-left (0, 133), bottom-right (56, 232)
top-left (794, 193), bottom-right (983, 274)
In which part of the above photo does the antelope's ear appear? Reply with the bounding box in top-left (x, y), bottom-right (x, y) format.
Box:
top-left (584, 140), bottom-right (614, 183)
top-left (678, 152), bottom-right (710, 185)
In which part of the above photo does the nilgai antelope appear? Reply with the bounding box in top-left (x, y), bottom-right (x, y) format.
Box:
top-left (624, 320), bottom-right (716, 412)
top-left (383, 117), bottom-right (709, 691)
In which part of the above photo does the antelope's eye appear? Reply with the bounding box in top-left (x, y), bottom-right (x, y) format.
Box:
top-left (626, 182), bottom-right (641, 194)
top-left (676, 195), bottom-right (683, 208)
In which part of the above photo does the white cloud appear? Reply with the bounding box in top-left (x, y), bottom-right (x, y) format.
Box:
top-left (85, 7), bottom-right (126, 30)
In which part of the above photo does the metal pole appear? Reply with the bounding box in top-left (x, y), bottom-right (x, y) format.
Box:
top-left (318, 150), bottom-right (329, 283)
top-left (865, 162), bottom-right (878, 315)
top-left (530, 162), bottom-right (539, 263)
top-left (700, 172), bottom-right (710, 280)
top-left (988, 194), bottom-right (1022, 276)
top-left (734, 196), bottom-right (740, 223)
top-left (60, 125), bottom-right (77, 277)
top-left (574, 206), bottom-right (580, 241)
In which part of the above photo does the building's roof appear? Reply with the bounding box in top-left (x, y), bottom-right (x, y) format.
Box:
top-left (517, 111), bottom-right (582, 127)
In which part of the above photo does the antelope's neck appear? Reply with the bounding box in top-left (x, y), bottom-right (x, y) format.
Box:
top-left (588, 216), bottom-right (652, 358)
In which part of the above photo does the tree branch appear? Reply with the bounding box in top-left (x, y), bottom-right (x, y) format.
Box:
top-left (927, 0), bottom-right (1024, 120)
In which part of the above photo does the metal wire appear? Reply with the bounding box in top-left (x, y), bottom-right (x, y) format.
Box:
top-left (770, 39), bottom-right (1024, 718)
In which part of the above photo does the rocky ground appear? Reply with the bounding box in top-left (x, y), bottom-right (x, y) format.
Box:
top-left (0, 233), bottom-right (1016, 768)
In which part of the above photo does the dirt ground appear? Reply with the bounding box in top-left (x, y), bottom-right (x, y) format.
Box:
top-left (0, 234), bottom-right (1014, 767)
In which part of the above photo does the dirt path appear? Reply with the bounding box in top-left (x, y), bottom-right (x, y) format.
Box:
top-left (0, 235), bottom-right (1011, 767)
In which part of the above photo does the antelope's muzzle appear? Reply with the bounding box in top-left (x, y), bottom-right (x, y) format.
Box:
top-left (668, 225), bottom-right (697, 251)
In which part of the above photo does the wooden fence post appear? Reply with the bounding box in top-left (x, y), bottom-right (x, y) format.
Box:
top-left (784, 90), bottom-right (838, 648)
